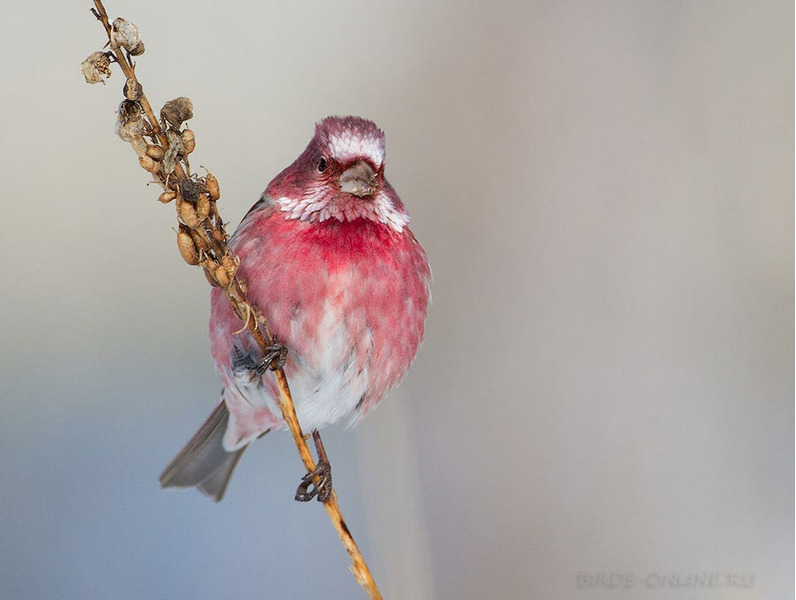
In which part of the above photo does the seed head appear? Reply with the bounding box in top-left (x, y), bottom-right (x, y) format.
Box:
top-left (110, 18), bottom-right (141, 53)
top-left (161, 97), bottom-right (193, 129)
top-left (81, 51), bottom-right (112, 85)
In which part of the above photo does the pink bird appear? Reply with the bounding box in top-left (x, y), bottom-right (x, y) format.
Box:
top-left (159, 116), bottom-right (431, 501)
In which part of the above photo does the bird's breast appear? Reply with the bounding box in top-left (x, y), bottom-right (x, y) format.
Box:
top-left (216, 212), bottom-right (430, 431)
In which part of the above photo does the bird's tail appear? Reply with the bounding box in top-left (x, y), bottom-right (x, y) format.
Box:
top-left (159, 401), bottom-right (247, 502)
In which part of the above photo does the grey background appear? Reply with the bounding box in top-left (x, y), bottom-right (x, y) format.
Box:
top-left (1, 1), bottom-right (792, 599)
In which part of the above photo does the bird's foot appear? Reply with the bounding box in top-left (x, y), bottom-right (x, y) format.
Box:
top-left (295, 430), bottom-right (333, 503)
top-left (231, 341), bottom-right (287, 381)
top-left (256, 340), bottom-right (288, 372)
top-left (295, 460), bottom-right (333, 503)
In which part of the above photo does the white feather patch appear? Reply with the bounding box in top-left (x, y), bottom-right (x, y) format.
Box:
top-left (327, 129), bottom-right (386, 167)
top-left (277, 191), bottom-right (409, 232)
top-left (286, 299), bottom-right (373, 431)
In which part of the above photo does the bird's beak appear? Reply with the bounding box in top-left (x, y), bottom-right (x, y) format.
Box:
top-left (339, 161), bottom-right (377, 197)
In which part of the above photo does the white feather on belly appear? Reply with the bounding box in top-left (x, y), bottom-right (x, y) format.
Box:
top-left (288, 300), bottom-right (372, 431)
top-left (222, 298), bottom-right (373, 451)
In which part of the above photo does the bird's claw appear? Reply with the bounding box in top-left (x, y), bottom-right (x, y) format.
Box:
top-left (295, 460), bottom-right (333, 503)
top-left (231, 341), bottom-right (288, 381)
top-left (257, 341), bottom-right (288, 372)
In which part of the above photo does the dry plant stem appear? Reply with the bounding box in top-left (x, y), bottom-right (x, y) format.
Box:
top-left (88, 2), bottom-right (382, 598)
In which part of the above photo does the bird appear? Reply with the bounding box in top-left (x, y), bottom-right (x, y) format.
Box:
top-left (159, 116), bottom-right (431, 502)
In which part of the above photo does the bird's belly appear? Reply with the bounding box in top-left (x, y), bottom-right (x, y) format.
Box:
top-left (283, 297), bottom-right (373, 431)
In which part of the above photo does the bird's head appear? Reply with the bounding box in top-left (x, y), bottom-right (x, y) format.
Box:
top-left (267, 116), bottom-right (409, 232)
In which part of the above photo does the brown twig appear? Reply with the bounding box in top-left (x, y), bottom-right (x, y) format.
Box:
top-left (84, 2), bottom-right (383, 598)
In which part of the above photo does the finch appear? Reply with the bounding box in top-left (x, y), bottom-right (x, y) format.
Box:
top-left (159, 116), bottom-right (431, 501)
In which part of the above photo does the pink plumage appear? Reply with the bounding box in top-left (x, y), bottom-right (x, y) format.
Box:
top-left (160, 116), bottom-right (431, 501)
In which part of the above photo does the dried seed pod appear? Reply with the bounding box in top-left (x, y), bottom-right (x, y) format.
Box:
top-left (214, 265), bottom-right (231, 288)
top-left (162, 129), bottom-right (184, 174)
top-left (115, 100), bottom-right (144, 140)
top-left (179, 200), bottom-right (199, 228)
top-left (212, 228), bottom-right (227, 244)
top-left (116, 101), bottom-right (148, 157)
top-left (181, 129), bottom-right (196, 155)
top-left (204, 266), bottom-right (221, 287)
top-left (158, 190), bottom-right (177, 204)
top-left (129, 41), bottom-right (145, 56)
top-left (204, 173), bottom-right (220, 201)
top-left (177, 229), bottom-right (199, 265)
top-left (190, 228), bottom-right (210, 251)
top-left (110, 18), bottom-right (141, 52)
top-left (196, 193), bottom-right (211, 221)
top-left (129, 137), bottom-right (148, 157)
top-left (161, 97), bottom-right (193, 129)
top-left (123, 78), bottom-right (143, 101)
top-left (139, 155), bottom-right (159, 173)
top-left (203, 258), bottom-right (219, 278)
top-left (162, 148), bottom-right (178, 174)
top-left (146, 145), bottom-right (165, 161)
top-left (81, 51), bottom-right (112, 84)
top-left (221, 254), bottom-right (238, 280)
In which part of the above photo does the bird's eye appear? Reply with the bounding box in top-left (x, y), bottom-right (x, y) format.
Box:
top-left (317, 157), bottom-right (328, 173)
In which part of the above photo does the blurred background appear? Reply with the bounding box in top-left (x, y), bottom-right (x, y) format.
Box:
top-left (0, 1), bottom-right (792, 598)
